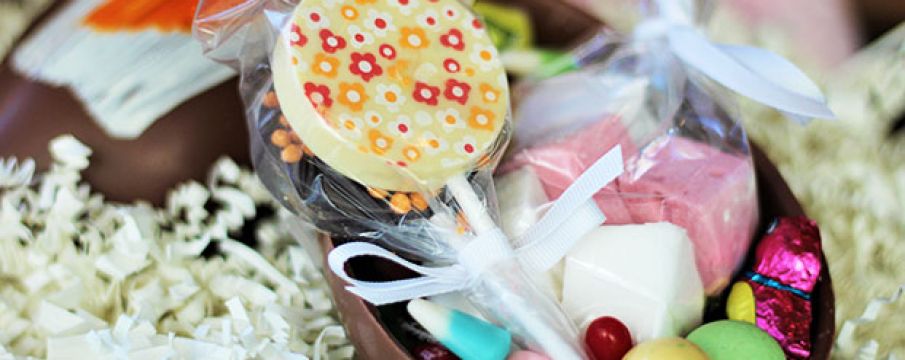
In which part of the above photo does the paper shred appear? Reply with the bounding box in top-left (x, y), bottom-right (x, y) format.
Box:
top-left (0, 135), bottom-right (352, 359)
top-left (0, 158), bottom-right (35, 189)
top-left (836, 284), bottom-right (905, 359)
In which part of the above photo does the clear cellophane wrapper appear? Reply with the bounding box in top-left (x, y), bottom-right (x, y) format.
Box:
top-left (193, 0), bottom-right (586, 357)
top-left (504, 23), bottom-right (759, 295)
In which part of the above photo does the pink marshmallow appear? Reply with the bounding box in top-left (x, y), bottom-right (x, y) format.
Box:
top-left (503, 118), bottom-right (757, 294)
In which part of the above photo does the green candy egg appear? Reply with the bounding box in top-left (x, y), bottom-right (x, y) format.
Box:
top-left (687, 320), bottom-right (785, 360)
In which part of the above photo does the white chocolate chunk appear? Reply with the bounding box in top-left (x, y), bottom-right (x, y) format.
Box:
top-left (562, 223), bottom-right (705, 340)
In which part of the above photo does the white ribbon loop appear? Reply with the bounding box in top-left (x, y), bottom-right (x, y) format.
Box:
top-left (635, 17), bottom-right (835, 121)
top-left (327, 146), bottom-right (625, 305)
top-left (327, 242), bottom-right (470, 305)
top-left (516, 145), bottom-right (624, 272)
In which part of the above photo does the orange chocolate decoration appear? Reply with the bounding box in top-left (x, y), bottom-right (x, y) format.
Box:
top-left (83, 0), bottom-right (199, 33)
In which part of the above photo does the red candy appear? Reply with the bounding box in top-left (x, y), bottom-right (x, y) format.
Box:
top-left (584, 316), bottom-right (633, 360)
top-left (414, 343), bottom-right (459, 360)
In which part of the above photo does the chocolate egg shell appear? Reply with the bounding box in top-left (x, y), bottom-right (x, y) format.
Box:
top-left (0, 63), bottom-right (251, 206)
top-left (0, 3), bottom-right (251, 205)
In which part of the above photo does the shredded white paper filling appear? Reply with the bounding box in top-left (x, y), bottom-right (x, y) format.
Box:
top-left (0, 136), bottom-right (352, 359)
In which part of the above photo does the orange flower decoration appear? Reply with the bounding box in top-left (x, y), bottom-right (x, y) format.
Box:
top-left (479, 83), bottom-right (501, 104)
top-left (399, 26), bottom-right (429, 49)
top-left (402, 145), bottom-right (422, 162)
top-left (311, 53), bottom-right (340, 78)
top-left (338, 82), bottom-right (369, 112)
top-left (387, 60), bottom-right (412, 86)
top-left (369, 129), bottom-right (394, 155)
top-left (340, 5), bottom-right (358, 20)
top-left (467, 106), bottom-right (496, 131)
top-left (355, 0), bottom-right (376, 4)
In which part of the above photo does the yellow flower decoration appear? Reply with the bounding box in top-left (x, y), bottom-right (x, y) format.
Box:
top-left (311, 53), bottom-right (340, 78)
top-left (467, 106), bottom-right (495, 131)
top-left (402, 145), bottom-right (422, 162)
top-left (338, 82), bottom-right (369, 112)
top-left (387, 60), bottom-right (412, 86)
top-left (340, 5), bottom-right (359, 20)
top-left (369, 129), bottom-right (394, 155)
top-left (479, 83), bottom-right (501, 104)
top-left (399, 26), bottom-right (429, 49)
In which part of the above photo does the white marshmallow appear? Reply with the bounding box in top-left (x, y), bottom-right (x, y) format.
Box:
top-left (561, 222), bottom-right (704, 341)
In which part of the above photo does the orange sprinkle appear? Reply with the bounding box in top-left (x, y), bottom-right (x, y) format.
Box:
top-left (263, 91), bottom-right (280, 108)
top-left (270, 129), bottom-right (291, 147)
top-left (83, 0), bottom-right (198, 33)
top-left (389, 193), bottom-right (412, 214)
top-left (367, 187), bottom-right (389, 199)
top-left (410, 192), bottom-right (429, 211)
top-left (281, 145), bottom-right (303, 163)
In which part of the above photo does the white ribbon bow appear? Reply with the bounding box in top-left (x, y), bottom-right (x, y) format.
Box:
top-left (633, 10), bottom-right (836, 121)
top-left (328, 146), bottom-right (625, 305)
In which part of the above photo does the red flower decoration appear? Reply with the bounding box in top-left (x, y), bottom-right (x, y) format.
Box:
top-left (349, 52), bottom-right (383, 82)
top-left (472, 18), bottom-right (484, 29)
top-left (290, 24), bottom-right (307, 47)
top-left (439, 29), bottom-right (465, 51)
top-left (319, 29), bottom-right (347, 53)
top-left (443, 79), bottom-right (471, 105)
top-left (304, 82), bottom-right (333, 108)
top-left (443, 58), bottom-right (460, 73)
top-left (412, 82), bottom-right (441, 106)
top-left (379, 44), bottom-right (396, 60)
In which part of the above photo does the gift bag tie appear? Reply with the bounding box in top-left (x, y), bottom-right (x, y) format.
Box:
top-left (327, 146), bottom-right (624, 305)
top-left (634, 6), bottom-right (835, 121)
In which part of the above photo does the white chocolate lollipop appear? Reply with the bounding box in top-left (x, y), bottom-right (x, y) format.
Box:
top-left (272, 0), bottom-right (509, 192)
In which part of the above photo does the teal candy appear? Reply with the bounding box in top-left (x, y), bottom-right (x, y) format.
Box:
top-left (441, 310), bottom-right (512, 360)
top-left (687, 320), bottom-right (785, 360)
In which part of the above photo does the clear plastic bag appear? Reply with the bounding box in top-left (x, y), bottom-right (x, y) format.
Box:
top-left (193, 0), bottom-right (586, 357)
top-left (502, 9), bottom-right (758, 295)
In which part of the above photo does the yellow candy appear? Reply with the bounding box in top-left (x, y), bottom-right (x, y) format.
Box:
top-left (726, 281), bottom-right (756, 324)
top-left (623, 337), bottom-right (709, 360)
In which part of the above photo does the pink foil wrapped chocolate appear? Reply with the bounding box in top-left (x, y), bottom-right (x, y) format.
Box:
top-left (753, 217), bottom-right (823, 293)
top-left (736, 216), bottom-right (823, 359)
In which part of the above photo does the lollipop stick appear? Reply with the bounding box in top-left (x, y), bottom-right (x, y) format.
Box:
top-left (446, 174), bottom-right (585, 360)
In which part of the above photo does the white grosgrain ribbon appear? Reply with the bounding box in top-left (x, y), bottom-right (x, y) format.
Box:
top-left (327, 146), bottom-right (625, 305)
top-left (633, 12), bottom-right (835, 122)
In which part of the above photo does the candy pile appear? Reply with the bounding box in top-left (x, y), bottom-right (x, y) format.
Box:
top-left (0, 136), bottom-right (352, 359)
top-left (400, 216), bottom-right (825, 360)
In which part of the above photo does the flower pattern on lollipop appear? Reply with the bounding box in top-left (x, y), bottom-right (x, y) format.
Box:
top-left (440, 29), bottom-right (465, 51)
top-left (281, 0), bottom-right (508, 176)
top-left (444, 79), bottom-right (470, 105)
top-left (348, 25), bottom-right (374, 49)
top-left (311, 53), bottom-right (340, 78)
top-left (304, 83), bottom-right (332, 108)
top-left (320, 29), bottom-right (346, 53)
top-left (339, 82), bottom-right (369, 111)
top-left (366, 10), bottom-right (395, 36)
top-left (290, 24), bottom-right (308, 47)
top-left (399, 26), bottom-right (430, 49)
top-left (349, 52), bottom-right (382, 82)
top-left (412, 82), bottom-right (440, 106)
